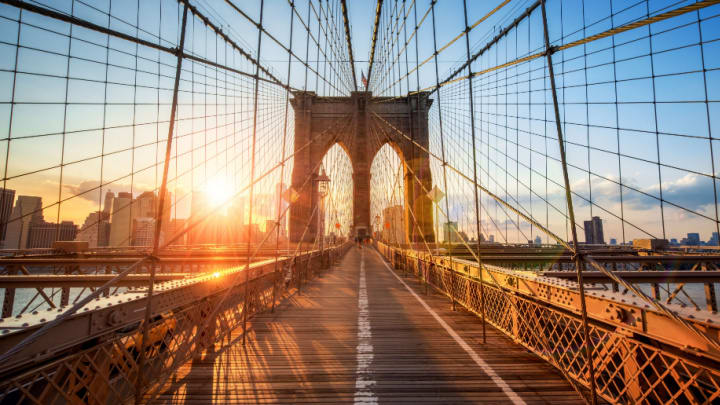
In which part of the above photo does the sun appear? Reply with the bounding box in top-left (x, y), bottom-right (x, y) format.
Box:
top-left (205, 177), bottom-right (232, 208)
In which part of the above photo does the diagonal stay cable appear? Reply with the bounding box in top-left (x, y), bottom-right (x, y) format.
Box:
top-left (372, 109), bottom-right (720, 355)
top-left (0, 111), bottom-right (355, 366)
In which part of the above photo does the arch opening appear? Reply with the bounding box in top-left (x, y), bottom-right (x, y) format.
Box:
top-left (320, 143), bottom-right (353, 241)
top-left (370, 143), bottom-right (406, 244)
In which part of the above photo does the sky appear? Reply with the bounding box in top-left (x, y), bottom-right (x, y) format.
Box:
top-left (0, 0), bottom-right (718, 245)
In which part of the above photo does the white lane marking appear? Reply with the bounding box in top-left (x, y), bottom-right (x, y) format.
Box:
top-left (354, 250), bottom-right (378, 404)
top-left (373, 250), bottom-right (527, 405)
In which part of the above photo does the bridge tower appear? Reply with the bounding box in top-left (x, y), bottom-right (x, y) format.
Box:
top-left (290, 91), bottom-right (435, 243)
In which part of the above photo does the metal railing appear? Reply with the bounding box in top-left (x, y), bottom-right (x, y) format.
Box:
top-left (0, 242), bottom-right (350, 404)
top-left (378, 242), bottom-right (720, 404)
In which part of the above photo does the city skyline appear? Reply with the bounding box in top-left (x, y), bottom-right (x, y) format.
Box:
top-left (4, 181), bottom-right (720, 248)
top-left (0, 181), bottom-right (292, 249)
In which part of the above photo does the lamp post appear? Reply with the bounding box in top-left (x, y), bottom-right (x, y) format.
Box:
top-left (315, 169), bottom-right (331, 266)
top-left (427, 185), bottom-right (445, 246)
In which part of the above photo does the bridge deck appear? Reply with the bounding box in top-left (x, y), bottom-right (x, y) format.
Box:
top-left (158, 247), bottom-right (583, 404)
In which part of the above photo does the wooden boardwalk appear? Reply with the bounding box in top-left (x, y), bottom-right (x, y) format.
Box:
top-left (157, 247), bottom-right (583, 404)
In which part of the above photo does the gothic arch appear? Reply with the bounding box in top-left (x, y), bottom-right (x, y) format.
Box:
top-left (289, 91), bottom-right (435, 243)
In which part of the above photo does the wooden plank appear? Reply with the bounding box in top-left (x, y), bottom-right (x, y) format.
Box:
top-left (157, 247), bottom-right (584, 404)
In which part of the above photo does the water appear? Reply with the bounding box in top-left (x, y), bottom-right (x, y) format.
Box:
top-left (1, 287), bottom-right (130, 317)
top-left (2, 277), bottom-right (717, 318)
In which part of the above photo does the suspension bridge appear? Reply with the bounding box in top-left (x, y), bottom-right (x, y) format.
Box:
top-left (0, 0), bottom-right (719, 403)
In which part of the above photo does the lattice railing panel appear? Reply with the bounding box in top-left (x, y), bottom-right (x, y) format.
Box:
top-left (384, 246), bottom-right (720, 405)
top-left (0, 245), bottom-right (347, 404)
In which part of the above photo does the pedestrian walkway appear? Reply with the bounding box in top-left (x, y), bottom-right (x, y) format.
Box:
top-left (157, 246), bottom-right (583, 404)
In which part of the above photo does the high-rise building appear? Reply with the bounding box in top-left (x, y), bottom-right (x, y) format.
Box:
top-left (75, 211), bottom-right (110, 248)
top-left (0, 188), bottom-right (16, 244)
top-left (109, 192), bottom-right (133, 247)
top-left (382, 205), bottom-right (404, 244)
top-left (108, 191), bottom-right (171, 247)
top-left (583, 216), bottom-right (605, 244)
top-left (610, 238), bottom-right (617, 245)
top-left (5, 195), bottom-right (43, 249)
top-left (166, 218), bottom-right (187, 245)
top-left (27, 221), bottom-right (77, 248)
top-left (709, 232), bottom-right (719, 246)
top-left (102, 190), bottom-right (114, 215)
top-left (686, 233), bottom-right (701, 245)
top-left (534, 235), bottom-right (542, 245)
top-left (443, 221), bottom-right (462, 243)
top-left (188, 192), bottom-right (215, 245)
top-left (132, 217), bottom-right (156, 247)
top-left (134, 191), bottom-right (171, 245)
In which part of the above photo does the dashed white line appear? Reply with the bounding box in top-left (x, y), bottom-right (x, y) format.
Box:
top-left (354, 250), bottom-right (378, 404)
top-left (373, 249), bottom-right (527, 405)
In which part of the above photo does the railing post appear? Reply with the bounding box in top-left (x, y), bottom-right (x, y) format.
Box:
top-left (2, 265), bottom-right (17, 318)
top-left (297, 256), bottom-right (303, 295)
top-left (703, 263), bottom-right (718, 312)
top-left (60, 266), bottom-right (71, 307)
top-left (540, 1), bottom-right (597, 403)
top-left (424, 260), bottom-right (429, 295)
top-left (103, 265), bottom-right (110, 297)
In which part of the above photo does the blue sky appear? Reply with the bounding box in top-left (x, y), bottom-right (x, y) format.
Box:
top-left (0, 0), bottom-right (719, 244)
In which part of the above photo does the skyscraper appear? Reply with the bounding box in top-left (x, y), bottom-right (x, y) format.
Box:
top-left (75, 211), bottom-right (110, 248)
top-left (583, 216), bottom-right (605, 245)
top-left (709, 232), bottom-right (719, 246)
top-left (0, 188), bottom-right (15, 244)
top-left (27, 221), bottom-right (77, 248)
top-left (686, 233), bottom-right (701, 245)
top-left (109, 192), bottom-right (133, 246)
top-left (132, 217), bottom-right (156, 247)
top-left (443, 221), bottom-right (461, 243)
top-left (102, 190), bottom-right (114, 215)
top-left (5, 195), bottom-right (43, 249)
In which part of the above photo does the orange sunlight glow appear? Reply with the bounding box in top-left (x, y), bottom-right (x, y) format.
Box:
top-left (206, 177), bottom-right (232, 208)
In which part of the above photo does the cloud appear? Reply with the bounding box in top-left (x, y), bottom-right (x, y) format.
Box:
top-left (644, 174), bottom-right (716, 211)
top-left (63, 180), bottom-right (146, 203)
top-left (580, 173), bottom-right (716, 212)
